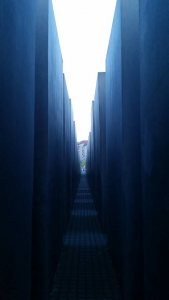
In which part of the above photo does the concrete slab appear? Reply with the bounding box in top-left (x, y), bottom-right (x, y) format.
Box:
top-left (0, 2), bottom-right (36, 299)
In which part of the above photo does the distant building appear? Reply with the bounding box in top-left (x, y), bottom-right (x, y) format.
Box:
top-left (77, 140), bottom-right (88, 174)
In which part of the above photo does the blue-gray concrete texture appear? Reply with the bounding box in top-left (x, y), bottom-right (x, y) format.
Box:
top-left (69, 104), bottom-right (79, 202)
top-left (48, 0), bottom-right (64, 290)
top-left (0, 2), bottom-right (36, 300)
top-left (31, 1), bottom-right (64, 299)
top-left (97, 74), bottom-right (107, 230)
top-left (88, 102), bottom-right (96, 194)
top-left (89, 131), bottom-right (93, 180)
top-left (86, 132), bottom-right (92, 180)
top-left (93, 96), bottom-right (101, 212)
top-left (92, 100), bottom-right (96, 189)
top-left (105, 2), bottom-right (123, 285)
top-left (72, 121), bottom-right (79, 193)
top-left (88, 102), bottom-right (95, 190)
top-left (140, 1), bottom-right (169, 299)
top-left (105, 0), bottom-right (142, 299)
top-left (75, 123), bottom-right (80, 182)
top-left (63, 78), bottom-right (80, 232)
top-left (69, 100), bottom-right (74, 202)
top-left (62, 75), bottom-right (71, 233)
top-left (71, 121), bottom-right (79, 199)
top-left (75, 125), bottom-right (81, 179)
top-left (92, 73), bottom-right (106, 226)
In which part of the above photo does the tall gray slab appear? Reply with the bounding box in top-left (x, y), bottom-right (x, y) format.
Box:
top-left (0, 2), bottom-right (36, 299)
top-left (32, 0), bottom-right (63, 299)
top-left (48, 0), bottom-right (64, 284)
top-left (105, 0), bottom-right (142, 298)
top-left (120, 1), bottom-right (142, 299)
top-left (63, 75), bottom-right (74, 231)
top-left (93, 73), bottom-right (106, 224)
top-left (140, 1), bottom-right (169, 299)
top-left (105, 1), bottom-right (123, 290)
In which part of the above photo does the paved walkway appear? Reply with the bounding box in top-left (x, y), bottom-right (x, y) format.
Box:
top-left (50, 176), bottom-right (121, 300)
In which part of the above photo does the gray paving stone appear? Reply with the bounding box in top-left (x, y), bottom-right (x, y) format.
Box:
top-left (50, 177), bottom-right (121, 300)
